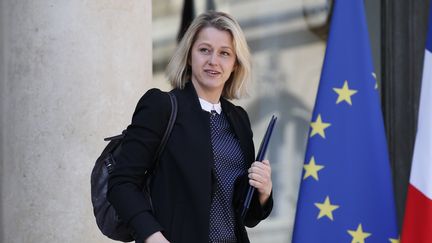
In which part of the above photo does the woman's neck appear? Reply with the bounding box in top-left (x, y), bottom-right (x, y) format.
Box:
top-left (191, 81), bottom-right (222, 104)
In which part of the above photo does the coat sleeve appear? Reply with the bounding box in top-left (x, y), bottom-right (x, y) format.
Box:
top-left (107, 88), bottom-right (171, 241)
top-left (244, 190), bottom-right (274, 227)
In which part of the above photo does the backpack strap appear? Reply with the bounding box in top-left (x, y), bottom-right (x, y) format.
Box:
top-left (153, 91), bottom-right (177, 166)
top-left (144, 92), bottom-right (177, 214)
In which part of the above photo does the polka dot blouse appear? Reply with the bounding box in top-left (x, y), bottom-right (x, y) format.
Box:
top-left (208, 110), bottom-right (248, 243)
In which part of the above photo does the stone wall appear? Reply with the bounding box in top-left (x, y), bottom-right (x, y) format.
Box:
top-left (0, 1), bottom-right (152, 242)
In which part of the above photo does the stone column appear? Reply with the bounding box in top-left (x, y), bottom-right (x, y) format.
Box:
top-left (0, 1), bottom-right (152, 242)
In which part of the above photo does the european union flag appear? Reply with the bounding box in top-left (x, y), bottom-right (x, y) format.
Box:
top-left (292, 1), bottom-right (399, 242)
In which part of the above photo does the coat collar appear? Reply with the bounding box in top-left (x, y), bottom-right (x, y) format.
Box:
top-left (175, 81), bottom-right (254, 164)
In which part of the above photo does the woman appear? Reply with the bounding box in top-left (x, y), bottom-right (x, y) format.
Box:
top-left (108, 11), bottom-right (273, 243)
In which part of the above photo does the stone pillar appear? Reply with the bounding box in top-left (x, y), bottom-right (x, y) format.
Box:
top-left (0, 1), bottom-right (152, 242)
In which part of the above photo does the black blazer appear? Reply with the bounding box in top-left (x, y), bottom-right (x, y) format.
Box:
top-left (108, 83), bottom-right (273, 243)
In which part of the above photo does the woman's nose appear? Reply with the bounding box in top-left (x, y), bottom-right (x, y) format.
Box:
top-left (208, 53), bottom-right (218, 65)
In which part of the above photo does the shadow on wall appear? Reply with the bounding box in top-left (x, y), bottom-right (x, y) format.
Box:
top-left (0, 0), bottom-right (5, 239)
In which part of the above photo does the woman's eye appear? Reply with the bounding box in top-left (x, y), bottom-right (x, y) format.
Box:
top-left (221, 51), bottom-right (231, 56)
top-left (199, 48), bottom-right (210, 54)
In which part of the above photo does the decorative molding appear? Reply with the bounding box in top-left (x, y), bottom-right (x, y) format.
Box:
top-left (302, 0), bottom-right (333, 39)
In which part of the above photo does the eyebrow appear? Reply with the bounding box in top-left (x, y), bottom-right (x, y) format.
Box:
top-left (196, 42), bottom-right (233, 51)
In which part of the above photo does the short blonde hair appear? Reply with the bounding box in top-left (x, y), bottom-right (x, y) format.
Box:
top-left (166, 11), bottom-right (251, 99)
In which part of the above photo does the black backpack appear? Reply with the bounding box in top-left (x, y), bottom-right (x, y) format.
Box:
top-left (90, 92), bottom-right (178, 242)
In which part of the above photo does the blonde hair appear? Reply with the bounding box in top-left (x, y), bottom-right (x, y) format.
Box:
top-left (166, 11), bottom-right (251, 99)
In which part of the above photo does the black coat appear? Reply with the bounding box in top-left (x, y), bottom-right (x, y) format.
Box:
top-left (107, 83), bottom-right (273, 242)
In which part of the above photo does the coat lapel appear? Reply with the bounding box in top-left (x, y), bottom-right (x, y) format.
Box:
top-left (174, 82), bottom-right (215, 194)
top-left (221, 98), bottom-right (255, 165)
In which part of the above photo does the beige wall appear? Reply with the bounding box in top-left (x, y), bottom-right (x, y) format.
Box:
top-left (0, 1), bottom-right (152, 242)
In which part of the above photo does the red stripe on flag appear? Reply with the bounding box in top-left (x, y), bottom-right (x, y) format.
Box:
top-left (401, 184), bottom-right (432, 243)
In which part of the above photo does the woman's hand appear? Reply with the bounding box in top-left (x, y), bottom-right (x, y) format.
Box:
top-left (145, 231), bottom-right (170, 243)
top-left (248, 159), bottom-right (272, 206)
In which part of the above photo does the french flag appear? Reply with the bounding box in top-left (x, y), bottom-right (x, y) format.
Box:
top-left (401, 4), bottom-right (432, 243)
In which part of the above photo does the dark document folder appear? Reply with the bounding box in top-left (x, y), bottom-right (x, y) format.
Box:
top-left (240, 115), bottom-right (277, 221)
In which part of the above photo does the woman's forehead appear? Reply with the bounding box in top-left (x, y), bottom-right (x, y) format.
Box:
top-left (194, 27), bottom-right (234, 48)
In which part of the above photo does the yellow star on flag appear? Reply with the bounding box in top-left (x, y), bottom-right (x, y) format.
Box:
top-left (314, 196), bottom-right (339, 220)
top-left (347, 224), bottom-right (371, 243)
top-left (372, 72), bottom-right (378, 90)
top-left (333, 80), bottom-right (358, 105)
top-left (310, 114), bottom-right (331, 138)
top-left (389, 237), bottom-right (400, 243)
top-left (303, 156), bottom-right (324, 181)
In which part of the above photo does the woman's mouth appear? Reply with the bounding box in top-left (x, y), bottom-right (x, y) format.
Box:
top-left (205, 70), bottom-right (221, 76)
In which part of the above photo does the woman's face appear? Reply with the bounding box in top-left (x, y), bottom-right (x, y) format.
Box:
top-left (189, 26), bottom-right (237, 101)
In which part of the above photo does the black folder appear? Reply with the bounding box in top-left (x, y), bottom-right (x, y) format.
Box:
top-left (240, 115), bottom-right (277, 221)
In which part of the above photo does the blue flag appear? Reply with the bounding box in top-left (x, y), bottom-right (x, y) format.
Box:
top-left (292, 1), bottom-right (399, 242)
